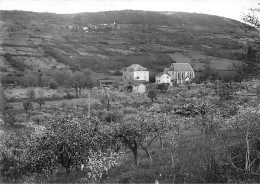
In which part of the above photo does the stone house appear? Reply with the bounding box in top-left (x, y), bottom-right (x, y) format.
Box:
top-left (121, 81), bottom-right (146, 94)
top-left (123, 64), bottom-right (149, 82)
top-left (132, 83), bottom-right (146, 94)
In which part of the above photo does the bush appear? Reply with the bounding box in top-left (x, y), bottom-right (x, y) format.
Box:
top-left (64, 92), bottom-right (75, 100)
top-left (173, 101), bottom-right (201, 116)
top-left (112, 70), bottom-right (122, 76)
top-left (30, 115), bottom-right (46, 125)
top-left (0, 66), bottom-right (8, 72)
top-left (20, 73), bottom-right (38, 87)
top-left (3, 103), bottom-right (16, 125)
top-left (49, 81), bottom-right (58, 89)
top-left (218, 101), bottom-right (238, 118)
top-left (123, 107), bottom-right (138, 114)
top-left (51, 69), bottom-right (73, 87)
top-left (50, 93), bottom-right (61, 100)
top-left (1, 74), bottom-right (18, 85)
top-left (157, 83), bottom-right (168, 92)
top-left (103, 111), bottom-right (123, 123)
top-left (257, 85), bottom-right (260, 102)
top-left (4, 53), bottom-right (30, 72)
top-left (218, 83), bottom-right (234, 101)
top-left (113, 82), bottom-right (120, 89)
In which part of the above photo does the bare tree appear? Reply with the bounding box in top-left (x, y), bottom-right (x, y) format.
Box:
top-left (241, 5), bottom-right (260, 79)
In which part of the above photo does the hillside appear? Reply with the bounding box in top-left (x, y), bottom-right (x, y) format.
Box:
top-left (0, 10), bottom-right (258, 82)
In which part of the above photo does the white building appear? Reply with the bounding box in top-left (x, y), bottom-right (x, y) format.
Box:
top-left (155, 73), bottom-right (172, 85)
top-left (123, 64), bottom-right (149, 82)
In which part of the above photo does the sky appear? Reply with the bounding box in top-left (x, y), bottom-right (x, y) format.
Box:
top-left (0, 0), bottom-right (259, 21)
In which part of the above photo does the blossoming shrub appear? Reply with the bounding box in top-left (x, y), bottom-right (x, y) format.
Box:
top-left (0, 114), bottom-right (120, 183)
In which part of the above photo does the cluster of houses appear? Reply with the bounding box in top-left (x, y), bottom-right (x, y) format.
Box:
top-left (98, 62), bottom-right (195, 94)
top-left (70, 21), bottom-right (119, 33)
top-left (156, 63), bottom-right (195, 85)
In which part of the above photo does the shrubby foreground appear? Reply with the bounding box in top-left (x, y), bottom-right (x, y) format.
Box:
top-left (1, 82), bottom-right (260, 183)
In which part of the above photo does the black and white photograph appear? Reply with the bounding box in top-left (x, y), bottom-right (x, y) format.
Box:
top-left (0, 0), bottom-right (260, 184)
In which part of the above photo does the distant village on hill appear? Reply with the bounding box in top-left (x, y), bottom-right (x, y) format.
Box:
top-left (68, 20), bottom-right (120, 33)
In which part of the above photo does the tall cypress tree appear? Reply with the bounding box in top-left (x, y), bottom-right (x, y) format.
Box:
top-left (239, 45), bottom-right (260, 80)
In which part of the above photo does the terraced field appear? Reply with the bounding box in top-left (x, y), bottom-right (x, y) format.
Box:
top-left (0, 10), bottom-right (258, 80)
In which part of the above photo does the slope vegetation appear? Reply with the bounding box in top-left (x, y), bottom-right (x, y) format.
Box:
top-left (0, 10), bottom-right (257, 79)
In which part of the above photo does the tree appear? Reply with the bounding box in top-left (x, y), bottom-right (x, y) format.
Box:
top-left (224, 107), bottom-right (260, 180)
top-left (243, 6), bottom-right (260, 28)
top-left (111, 112), bottom-right (175, 166)
top-left (20, 72), bottom-right (38, 87)
top-left (26, 87), bottom-right (36, 102)
top-left (22, 99), bottom-right (33, 114)
top-left (187, 82), bottom-right (191, 90)
top-left (238, 45), bottom-right (260, 79)
top-left (0, 81), bottom-right (5, 116)
top-left (147, 89), bottom-right (157, 102)
top-left (51, 69), bottom-right (73, 87)
top-left (35, 89), bottom-right (45, 109)
top-left (202, 64), bottom-right (219, 81)
top-left (0, 114), bottom-right (120, 183)
top-left (241, 5), bottom-right (260, 79)
top-left (257, 85), bottom-right (260, 102)
top-left (73, 71), bottom-right (88, 97)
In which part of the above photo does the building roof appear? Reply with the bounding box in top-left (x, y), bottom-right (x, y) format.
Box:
top-left (119, 80), bottom-right (147, 85)
top-left (163, 68), bottom-right (173, 73)
top-left (167, 52), bottom-right (191, 63)
top-left (156, 72), bottom-right (170, 77)
top-left (98, 79), bottom-right (115, 83)
top-left (132, 82), bottom-right (145, 86)
top-left (127, 64), bottom-right (147, 71)
top-left (170, 63), bottom-right (194, 71)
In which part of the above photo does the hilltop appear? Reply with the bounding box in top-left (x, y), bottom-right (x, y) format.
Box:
top-left (0, 10), bottom-right (258, 82)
